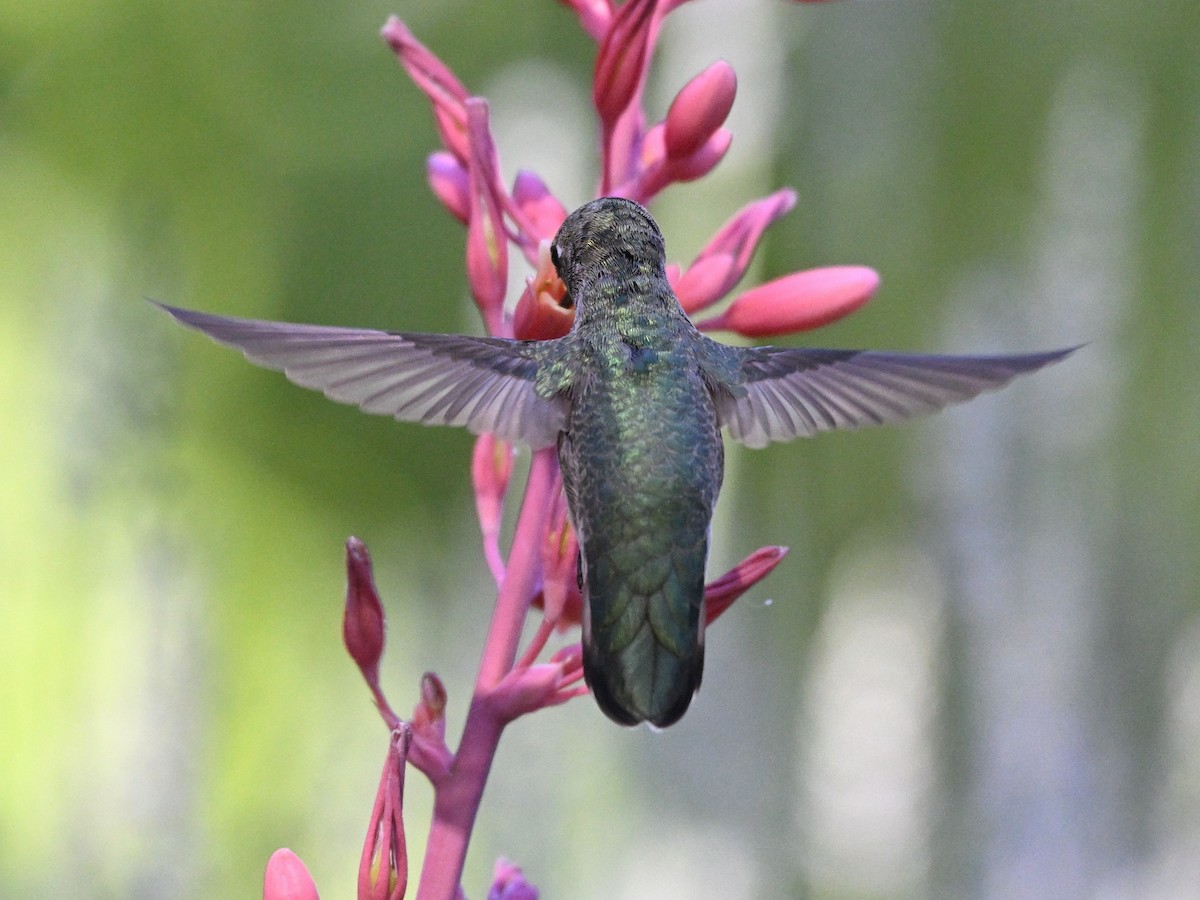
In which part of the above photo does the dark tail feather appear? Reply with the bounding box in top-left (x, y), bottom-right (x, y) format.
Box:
top-left (582, 571), bottom-right (707, 727)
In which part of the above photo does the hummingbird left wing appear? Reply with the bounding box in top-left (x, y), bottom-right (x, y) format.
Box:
top-left (157, 303), bottom-right (571, 448)
top-left (714, 345), bottom-right (1076, 449)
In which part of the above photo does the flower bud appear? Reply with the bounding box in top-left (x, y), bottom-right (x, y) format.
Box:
top-left (676, 189), bottom-right (796, 313)
top-left (426, 151), bottom-right (470, 224)
top-left (593, 0), bottom-right (657, 126)
top-left (344, 537), bottom-right (385, 687)
top-left (511, 171), bottom-right (567, 243)
top-left (263, 849), bottom-right (320, 900)
top-left (705, 546), bottom-right (789, 624)
top-left (359, 727), bottom-right (412, 900)
top-left (381, 18), bottom-right (470, 163)
top-left (464, 100), bottom-right (509, 333)
top-left (665, 61), bottom-right (737, 160)
top-left (699, 266), bottom-right (879, 337)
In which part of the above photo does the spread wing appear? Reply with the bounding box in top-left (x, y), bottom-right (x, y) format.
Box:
top-left (157, 303), bottom-right (570, 448)
top-left (717, 345), bottom-right (1077, 449)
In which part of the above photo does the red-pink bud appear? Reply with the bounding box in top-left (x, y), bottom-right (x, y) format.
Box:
top-left (263, 849), bottom-right (320, 900)
top-left (472, 433), bottom-right (514, 581)
top-left (465, 100), bottom-right (509, 334)
top-left (705, 546), bottom-right (788, 624)
top-left (381, 18), bottom-right (470, 163)
top-left (427, 151), bottom-right (470, 223)
top-left (699, 265), bottom-right (879, 336)
top-left (360, 727), bottom-right (412, 900)
top-left (592, 0), bottom-right (657, 125)
top-left (344, 537), bottom-right (385, 687)
top-left (415, 672), bottom-right (447, 723)
top-left (676, 189), bottom-right (796, 312)
top-left (511, 170), bottom-right (568, 243)
top-left (665, 61), bottom-right (737, 160)
top-left (537, 491), bottom-right (582, 629)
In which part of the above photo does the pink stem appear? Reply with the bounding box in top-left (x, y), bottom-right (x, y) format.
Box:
top-left (516, 618), bottom-right (556, 670)
top-left (416, 448), bottom-right (558, 897)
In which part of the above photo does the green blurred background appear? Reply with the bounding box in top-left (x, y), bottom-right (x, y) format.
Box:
top-left (3, 1), bottom-right (1198, 897)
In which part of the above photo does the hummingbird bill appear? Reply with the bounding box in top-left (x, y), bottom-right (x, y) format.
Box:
top-left (160, 197), bottom-right (1074, 728)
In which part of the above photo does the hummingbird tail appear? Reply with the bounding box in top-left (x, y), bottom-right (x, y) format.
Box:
top-left (581, 560), bottom-right (707, 728)
top-left (583, 629), bottom-right (704, 728)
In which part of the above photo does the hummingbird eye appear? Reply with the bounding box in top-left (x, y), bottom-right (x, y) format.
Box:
top-left (549, 243), bottom-right (562, 271)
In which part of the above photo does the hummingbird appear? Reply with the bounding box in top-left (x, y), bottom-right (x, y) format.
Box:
top-left (160, 196), bottom-right (1073, 728)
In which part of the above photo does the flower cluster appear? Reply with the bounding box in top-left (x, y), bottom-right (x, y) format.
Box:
top-left (264, 2), bottom-right (870, 898)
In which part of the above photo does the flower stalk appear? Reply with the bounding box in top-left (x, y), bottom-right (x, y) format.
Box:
top-left (292, 2), bottom-right (871, 895)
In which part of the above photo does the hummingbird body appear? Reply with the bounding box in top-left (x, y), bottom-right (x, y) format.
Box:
top-left (160, 197), bottom-right (1075, 727)
top-left (554, 240), bottom-right (726, 726)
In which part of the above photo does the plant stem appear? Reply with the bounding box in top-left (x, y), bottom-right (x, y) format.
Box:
top-left (416, 448), bottom-right (557, 897)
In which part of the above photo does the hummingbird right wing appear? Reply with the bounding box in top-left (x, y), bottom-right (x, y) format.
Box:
top-left (713, 345), bottom-right (1077, 449)
top-left (157, 303), bottom-right (571, 448)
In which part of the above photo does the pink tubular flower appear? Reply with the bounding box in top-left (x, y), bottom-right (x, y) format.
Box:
top-left (534, 487), bottom-right (583, 630)
top-left (511, 171), bottom-right (568, 245)
top-left (382, 18), bottom-right (471, 164)
top-left (472, 433), bottom-right (514, 583)
top-left (697, 265), bottom-right (880, 337)
top-left (705, 546), bottom-right (789, 624)
top-left (674, 189), bottom-right (797, 313)
top-left (512, 242), bottom-right (574, 341)
top-left (263, 849), bottom-right (320, 900)
top-left (465, 101), bottom-right (509, 335)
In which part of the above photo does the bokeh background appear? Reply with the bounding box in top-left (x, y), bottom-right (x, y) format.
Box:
top-left (3, 1), bottom-right (1198, 897)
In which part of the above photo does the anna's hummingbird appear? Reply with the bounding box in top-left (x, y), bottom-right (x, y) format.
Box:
top-left (160, 196), bottom-right (1073, 728)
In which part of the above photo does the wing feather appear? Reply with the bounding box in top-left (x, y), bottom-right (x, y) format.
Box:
top-left (158, 303), bottom-right (570, 447)
top-left (719, 346), bottom-right (1077, 448)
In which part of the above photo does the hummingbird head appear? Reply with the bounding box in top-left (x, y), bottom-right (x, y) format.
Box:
top-left (550, 197), bottom-right (667, 296)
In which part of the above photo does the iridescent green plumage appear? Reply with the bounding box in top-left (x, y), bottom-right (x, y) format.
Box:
top-left (550, 201), bottom-right (727, 724)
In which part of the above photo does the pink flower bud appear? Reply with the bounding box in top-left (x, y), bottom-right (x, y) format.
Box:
top-left (592, 0), bottom-right (657, 126)
top-left (263, 849), bottom-right (320, 900)
top-left (676, 189), bottom-right (796, 313)
top-left (344, 537), bottom-right (385, 687)
top-left (511, 170), bottom-right (568, 243)
top-left (705, 546), bottom-right (789, 624)
top-left (408, 673), bottom-right (453, 785)
top-left (536, 492), bottom-right (582, 629)
top-left (360, 727), bottom-right (412, 900)
top-left (473, 433), bottom-right (514, 581)
top-left (665, 61), bottom-right (737, 160)
top-left (465, 100), bottom-right (509, 334)
top-left (414, 672), bottom-right (447, 726)
top-left (426, 151), bottom-right (470, 224)
top-left (699, 265), bottom-right (879, 336)
top-left (381, 18), bottom-right (470, 163)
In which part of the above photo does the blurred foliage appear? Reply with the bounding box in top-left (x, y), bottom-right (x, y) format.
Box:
top-left (2, 1), bottom-right (1197, 897)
